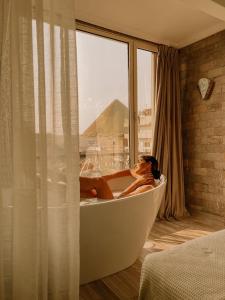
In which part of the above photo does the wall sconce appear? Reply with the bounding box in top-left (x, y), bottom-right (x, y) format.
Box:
top-left (198, 78), bottom-right (214, 100)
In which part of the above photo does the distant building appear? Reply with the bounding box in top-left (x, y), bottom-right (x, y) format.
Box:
top-left (138, 108), bottom-right (152, 154)
top-left (80, 99), bottom-right (129, 173)
top-left (80, 99), bottom-right (152, 174)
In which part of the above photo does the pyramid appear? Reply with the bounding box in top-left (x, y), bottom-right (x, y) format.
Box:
top-left (82, 99), bottom-right (129, 137)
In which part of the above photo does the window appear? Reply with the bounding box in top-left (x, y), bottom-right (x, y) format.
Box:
top-left (76, 23), bottom-right (156, 174)
top-left (136, 48), bottom-right (154, 155)
top-left (76, 31), bottom-right (129, 175)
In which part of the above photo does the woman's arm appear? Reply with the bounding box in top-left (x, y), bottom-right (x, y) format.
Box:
top-left (102, 169), bottom-right (132, 182)
top-left (117, 178), bottom-right (144, 198)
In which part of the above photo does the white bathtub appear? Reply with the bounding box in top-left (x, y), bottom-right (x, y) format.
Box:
top-left (80, 175), bottom-right (167, 285)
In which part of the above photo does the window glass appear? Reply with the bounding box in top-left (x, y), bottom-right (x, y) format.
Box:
top-left (76, 31), bottom-right (129, 175)
top-left (137, 49), bottom-right (154, 155)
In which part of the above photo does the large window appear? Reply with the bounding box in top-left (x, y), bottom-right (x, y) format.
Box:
top-left (76, 31), bottom-right (129, 175)
top-left (76, 24), bottom-right (156, 175)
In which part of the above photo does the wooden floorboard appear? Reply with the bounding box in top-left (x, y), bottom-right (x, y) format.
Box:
top-left (80, 210), bottom-right (225, 299)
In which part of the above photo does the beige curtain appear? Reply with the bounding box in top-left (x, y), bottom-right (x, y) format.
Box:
top-left (152, 45), bottom-right (186, 219)
top-left (0, 0), bottom-right (80, 299)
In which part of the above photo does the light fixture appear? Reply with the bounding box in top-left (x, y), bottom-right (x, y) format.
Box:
top-left (198, 78), bottom-right (214, 100)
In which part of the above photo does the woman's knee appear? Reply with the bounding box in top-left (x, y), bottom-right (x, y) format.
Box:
top-left (93, 176), bottom-right (107, 187)
top-left (80, 176), bottom-right (106, 188)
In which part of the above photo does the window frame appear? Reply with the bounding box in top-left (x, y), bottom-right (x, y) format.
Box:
top-left (76, 21), bottom-right (157, 167)
top-left (134, 41), bottom-right (156, 158)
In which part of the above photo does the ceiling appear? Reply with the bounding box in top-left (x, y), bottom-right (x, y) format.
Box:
top-left (75, 0), bottom-right (225, 48)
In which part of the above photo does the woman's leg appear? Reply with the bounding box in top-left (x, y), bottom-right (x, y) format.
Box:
top-left (80, 176), bottom-right (114, 199)
top-left (80, 189), bottom-right (97, 198)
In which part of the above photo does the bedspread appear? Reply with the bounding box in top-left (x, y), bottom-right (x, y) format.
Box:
top-left (139, 229), bottom-right (225, 300)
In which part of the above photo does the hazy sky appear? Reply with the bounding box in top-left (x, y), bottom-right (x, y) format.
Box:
top-left (76, 31), bottom-right (152, 134)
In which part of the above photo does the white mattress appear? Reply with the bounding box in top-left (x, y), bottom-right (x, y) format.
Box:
top-left (139, 229), bottom-right (225, 300)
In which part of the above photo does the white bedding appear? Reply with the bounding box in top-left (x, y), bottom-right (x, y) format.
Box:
top-left (139, 229), bottom-right (225, 300)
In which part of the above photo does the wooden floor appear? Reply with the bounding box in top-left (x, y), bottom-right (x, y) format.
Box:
top-left (80, 210), bottom-right (224, 300)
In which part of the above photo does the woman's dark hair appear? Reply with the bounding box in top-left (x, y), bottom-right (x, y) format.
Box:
top-left (140, 155), bottom-right (161, 179)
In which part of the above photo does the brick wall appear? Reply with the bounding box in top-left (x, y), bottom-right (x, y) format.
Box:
top-left (180, 30), bottom-right (225, 216)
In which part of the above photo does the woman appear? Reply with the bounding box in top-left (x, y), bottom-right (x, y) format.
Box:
top-left (80, 155), bottom-right (160, 200)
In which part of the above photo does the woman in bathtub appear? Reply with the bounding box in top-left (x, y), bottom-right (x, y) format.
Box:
top-left (80, 155), bottom-right (160, 199)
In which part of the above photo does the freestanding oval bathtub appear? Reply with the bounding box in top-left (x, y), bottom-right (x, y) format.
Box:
top-left (80, 175), bottom-right (167, 285)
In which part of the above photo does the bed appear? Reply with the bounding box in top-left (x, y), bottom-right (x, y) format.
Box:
top-left (139, 229), bottom-right (225, 300)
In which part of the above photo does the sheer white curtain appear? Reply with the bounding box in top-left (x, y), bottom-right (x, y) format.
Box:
top-left (0, 0), bottom-right (80, 299)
